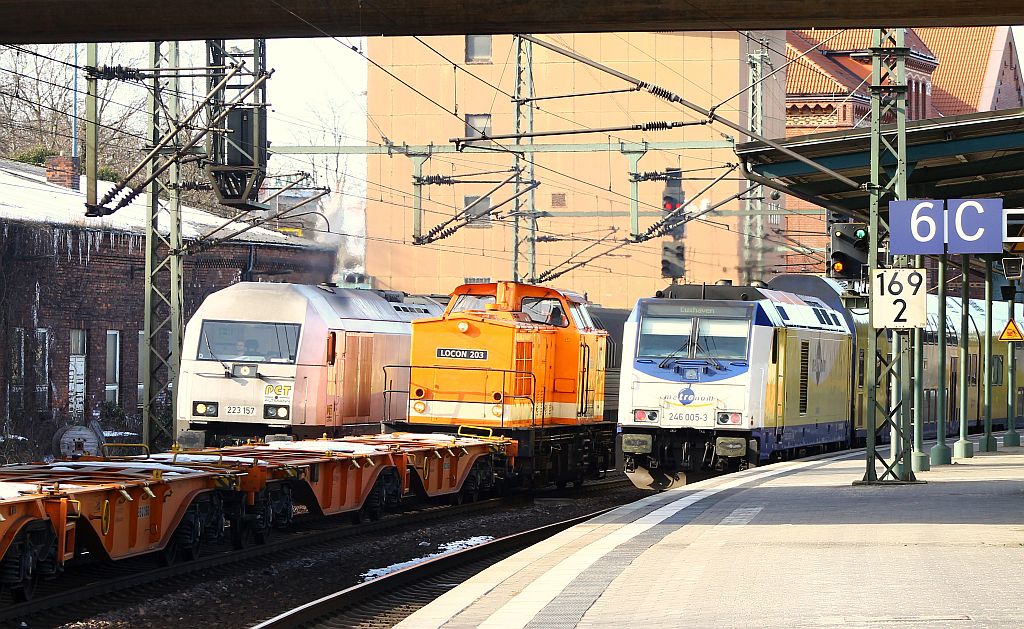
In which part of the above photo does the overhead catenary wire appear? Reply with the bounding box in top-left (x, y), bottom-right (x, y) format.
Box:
top-left (518, 34), bottom-right (861, 191)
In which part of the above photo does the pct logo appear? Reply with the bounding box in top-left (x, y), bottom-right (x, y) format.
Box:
top-left (678, 388), bottom-right (696, 406)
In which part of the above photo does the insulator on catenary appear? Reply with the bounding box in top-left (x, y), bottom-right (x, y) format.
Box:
top-left (415, 174), bottom-right (455, 185)
top-left (640, 121), bottom-right (671, 131)
top-left (644, 83), bottom-right (681, 103)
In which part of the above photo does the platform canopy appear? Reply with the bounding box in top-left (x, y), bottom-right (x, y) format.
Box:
top-left (736, 108), bottom-right (1024, 251)
top-left (5, 1), bottom-right (1024, 44)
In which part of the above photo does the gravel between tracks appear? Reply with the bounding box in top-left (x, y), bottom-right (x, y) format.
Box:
top-left (56, 483), bottom-right (646, 629)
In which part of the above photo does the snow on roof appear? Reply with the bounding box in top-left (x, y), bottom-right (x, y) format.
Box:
top-left (0, 159), bottom-right (328, 250)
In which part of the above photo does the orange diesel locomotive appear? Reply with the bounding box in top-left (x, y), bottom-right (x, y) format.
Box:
top-left (384, 282), bottom-right (614, 487)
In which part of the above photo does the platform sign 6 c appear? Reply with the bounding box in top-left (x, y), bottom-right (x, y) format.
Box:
top-left (889, 199), bottom-right (1004, 254)
top-left (871, 268), bottom-right (927, 329)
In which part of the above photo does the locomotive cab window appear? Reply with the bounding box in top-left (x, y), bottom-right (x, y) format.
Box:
top-left (449, 294), bottom-right (495, 313)
top-left (197, 321), bottom-right (301, 364)
top-left (637, 303), bottom-right (751, 361)
top-left (522, 297), bottom-right (570, 327)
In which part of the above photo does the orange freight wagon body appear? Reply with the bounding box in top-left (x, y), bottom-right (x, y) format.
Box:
top-left (0, 432), bottom-right (514, 602)
top-left (399, 282), bottom-right (607, 429)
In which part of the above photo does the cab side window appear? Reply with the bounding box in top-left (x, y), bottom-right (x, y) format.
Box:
top-left (521, 297), bottom-right (569, 327)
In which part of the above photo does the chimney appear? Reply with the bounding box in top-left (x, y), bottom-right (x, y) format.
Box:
top-left (44, 155), bottom-right (80, 191)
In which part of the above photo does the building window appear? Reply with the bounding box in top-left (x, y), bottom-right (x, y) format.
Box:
top-left (465, 35), bottom-right (492, 64)
top-left (31, 329), bottom-right (49, 410)
top-left (464, 113), bottom-right (492, 142)
top-left (69, 330), bottom-right (87, 419)
top-left (464, 195), bottom-right (492, 228)
top-left (7, 327), bottom-right (25, 414)
top-left (105, 330), bottom-right (120, 404)
top-left (464, 277), bottom-right (491, 284)
top-left (551, 192), bottom-right (567, 208)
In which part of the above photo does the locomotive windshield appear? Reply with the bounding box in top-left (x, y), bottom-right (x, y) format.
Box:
top-left (637, 302), bottom-right (751, 361)
top-left (449, 294), bottom-right (495, 313)
top-left (197, 320), bottom-right (301, 364)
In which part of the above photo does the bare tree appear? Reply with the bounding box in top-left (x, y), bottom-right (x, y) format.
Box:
top-left (0, 43), bottom-right (147, 178)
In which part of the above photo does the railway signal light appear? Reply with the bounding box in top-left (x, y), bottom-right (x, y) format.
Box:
top-left (829, 222), bottom-right (869, 280)
top-left (1003, 257), bottom-right (1024, 280)
top-left (662, 167), bottom-right (685, 238)
top-left (662, 242), bottom-right (685, 279)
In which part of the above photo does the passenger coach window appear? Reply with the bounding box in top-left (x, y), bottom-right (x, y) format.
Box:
top-left (198, 321), bottom-right (301, 364)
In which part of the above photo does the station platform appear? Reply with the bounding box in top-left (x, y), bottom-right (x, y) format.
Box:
top-left (398, 438), bottom-right (1024, 628)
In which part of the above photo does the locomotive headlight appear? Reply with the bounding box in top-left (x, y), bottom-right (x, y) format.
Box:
top-left (457, 321), bottom-right (470, 333)
top-left (717, 411), bottom-right (742, 425)
top-left (491, 404), bottom-right (503, 418)
top-left (193, 402), bottom-right (218, 417)
top-left (682, 368), bottom-right (699, 381)
top-left (413, 401), bottom-right (427, 414)
top-left (633, 410), bottom-right (657, 421)
top-left (264, 405), bottom-right (290, 419)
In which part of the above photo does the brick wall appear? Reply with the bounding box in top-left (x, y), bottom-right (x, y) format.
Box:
top-left (0, 221), bottom-right (334, 449)
top-left (44, 155), bottom-right (79, 191)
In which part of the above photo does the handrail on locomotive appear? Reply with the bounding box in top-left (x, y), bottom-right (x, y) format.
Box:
top-left (382, 364), bottom-right (539, 429)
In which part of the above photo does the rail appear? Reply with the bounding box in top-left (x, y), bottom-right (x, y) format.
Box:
top-left (251, 507), bottom-right (615, 629)
top-left (382, 364), bottom-right (540, 428)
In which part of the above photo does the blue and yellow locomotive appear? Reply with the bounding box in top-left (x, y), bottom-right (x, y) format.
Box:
top-left (619, 275), bottom-right (1021, 490)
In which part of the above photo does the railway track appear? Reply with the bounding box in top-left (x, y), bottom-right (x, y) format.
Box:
top-left (0, 476), bottom-right (630, 627)
top-left (252, 508), bottom-right (614, 629)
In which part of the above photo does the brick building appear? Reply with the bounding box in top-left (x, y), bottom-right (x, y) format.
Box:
top-left (0, 157), bottom-right (335, 457)
top-left (782, 27), bottom-right (1024, 272)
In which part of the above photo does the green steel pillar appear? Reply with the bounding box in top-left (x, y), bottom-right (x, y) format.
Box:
top-left (410, 154), bottom-right (429, 241)
top-left (514, 36), bottom-right (535, 282)
top-left (980, 258), bottom-right (998, 451)
top-left (143, 41), bottom-right (183, 447)
top-left (858, 28), bottom-right (916, 484)
top-left (625, 149), bottom-right (646, 240)
top-left (1006, 279), bottom-right (1020, 447)
top-left (891, 332), bottom-right (904, 475)
top-left (954, 255), bottom-right (974, 458)
top-left (931, 255), bottom-right (952, 464)
top-left (912, 259), bottom-right (929, 471)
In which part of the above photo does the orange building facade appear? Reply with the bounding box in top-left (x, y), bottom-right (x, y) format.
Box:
top-left (365, 33), bottom-right (788, 307)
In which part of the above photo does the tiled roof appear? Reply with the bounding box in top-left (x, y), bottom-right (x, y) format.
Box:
top-left (791, 29), bottom-right (937, 62)
top-left (786, 28), bottom-right (1008, 118)
top-left (916, 27), bottom-right (998, 116)
top-left (786, 31), bottom-right (869, 98)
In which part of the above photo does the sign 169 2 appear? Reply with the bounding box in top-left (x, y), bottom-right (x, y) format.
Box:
top-left (871, 268), bottom-right (926, 329)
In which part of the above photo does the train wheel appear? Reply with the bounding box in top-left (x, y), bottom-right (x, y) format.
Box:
top-left (10, 571), bottom-right (37, 603)
top-left (230, 516), bottom-right (255, 550)
top-left (462, 472), bottom-right (481, 503)
top-left (159, 538), bottom-right (179, 567)
top-left (4, 551), bottom-right (38, 603)
top-left (255, 504), bottom-right (274, 545)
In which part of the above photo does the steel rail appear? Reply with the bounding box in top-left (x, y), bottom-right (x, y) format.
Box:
top-left (0, 477), bottom-right (630, 624)
top-left (251, 507), bottom-right (616, 629)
